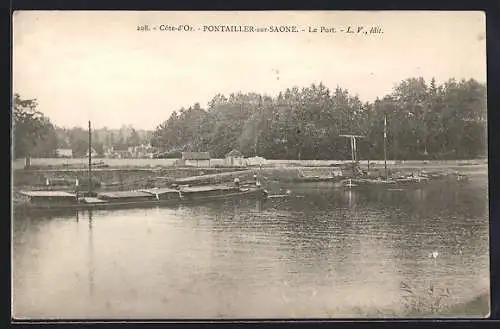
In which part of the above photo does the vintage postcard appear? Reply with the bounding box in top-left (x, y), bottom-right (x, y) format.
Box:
top-left (12, 11), bottom-right (488, 319)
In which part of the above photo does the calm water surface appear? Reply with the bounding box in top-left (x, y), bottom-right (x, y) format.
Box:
top-left (13, 170), bottom-right (489, 319)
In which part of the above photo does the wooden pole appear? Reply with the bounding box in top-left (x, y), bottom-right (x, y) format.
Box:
top-left (384, 115), bottom-right (388, 181)
top-left (340, 134), bottom-right (365, 178)
top-left (88, 120), bottom-right (92, 195)
top-left (351, 137), bottom-right (356, 176)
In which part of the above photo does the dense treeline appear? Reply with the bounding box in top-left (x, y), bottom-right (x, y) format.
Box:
top-left (13, 94), bottom-right (57, 159)
top-left (53, 125), bottom-right (152, 157)
top-left (13, 76), bottom-right (487, 161)
top-left (12, 93), bottom-right (152, 159)
top-left (150, 77), bottom-right (487, 160)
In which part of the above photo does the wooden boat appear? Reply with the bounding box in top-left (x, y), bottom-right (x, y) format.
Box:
top-left (13, 122), bottom-right (268, 214)
top-left (343, 179), bottom-right (358, 189)
top-left (339, 116), bottom-right (468, 190)
top-left (455, 173), bottom-right (469, 182)
top-left (292, 176), bottom-right (342, 183)
top-left (344, 177), bottom-right (427, 188)
top-left (13, 185), bottom-right (269, 213)
top-left (267, 189), bottom-right (293, 199)
top-left (341, 170), bottom-right (464, 190)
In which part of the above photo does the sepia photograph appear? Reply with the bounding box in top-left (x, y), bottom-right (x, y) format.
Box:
top-left (11, 11), bottom-right (488, 319)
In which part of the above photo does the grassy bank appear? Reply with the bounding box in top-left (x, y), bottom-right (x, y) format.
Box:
top-left (347, 283), bottom-right (489, 318)
top-left (399, 292), bottom-right (490, 318)
top-left (398, 281), bottom-right (490, 318)
top-left (443, 293), bottom-right (490, 317)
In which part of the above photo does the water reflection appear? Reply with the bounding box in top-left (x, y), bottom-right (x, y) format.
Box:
top-left (88, 211), bottom-right (94, 298)
top-left (12, 174), bottom-right (489, 319)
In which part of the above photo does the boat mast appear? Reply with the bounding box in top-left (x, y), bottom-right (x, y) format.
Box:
top-left (88, 120), bottom-right (92, 195)
top-left (351, 137), bottom-right (355, 173)
top-left (383, 115), bottom-right (388, 181)
top-left (340, 134), bottom-right (364, 177)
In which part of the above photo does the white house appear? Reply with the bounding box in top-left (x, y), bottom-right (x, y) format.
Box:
top-left (181, 152), bottom-right (211, 167)
top-left (225, 149), bottom-right (246, 167)
top-left (85, 147), bottom-right (98, 158)
top-left (331, 166), bottom-right (343, 177)
top-left (209, 158), bottom-right (225, 167)
top-left (56, 148), bottom-right (73, 158)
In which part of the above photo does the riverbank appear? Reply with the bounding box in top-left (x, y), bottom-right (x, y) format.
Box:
top-left (12, 162), bottom-right (487, 192)
top-left (12, 167), bottom-right (247, 190)
top-left (442, 292), bottom-right (490, 317)
top-left (357, 292), bottom-right (490, 318)
top-left (12, 157), bottom-right (488, 171)
top-left (12, 167), bottom-right (329, 191)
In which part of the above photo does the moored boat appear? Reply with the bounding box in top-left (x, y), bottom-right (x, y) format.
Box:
top-left (13, 121), bottom-right (267, 214)
top-left (13, 185), bottom-right (268, 213)
top-left (341, 170), bottom-right (464, 190)
top-left (179, 185), bottom-right (240, 200)
top-left (292, 176), bottom-right (342, 183)
top-left (339, 116), bottom-right (469, 190)
top-left (15, 191), bottom-right (79, 207)
top-left (98, 190), bottom-right (159, 203)
top-left (343, 179), bottom-right (358, 189)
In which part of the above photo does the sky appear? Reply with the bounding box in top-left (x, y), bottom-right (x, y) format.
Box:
top-left (13, 11), bottom-right (486, 130)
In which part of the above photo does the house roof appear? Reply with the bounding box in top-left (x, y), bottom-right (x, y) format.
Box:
top-left (226, 149), bottom-right (243, 157)
top-left (182, 152), bottom-right (211, 160)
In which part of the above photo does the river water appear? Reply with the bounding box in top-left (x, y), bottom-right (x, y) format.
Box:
top-left (12, 168), bottom-right (489, 319)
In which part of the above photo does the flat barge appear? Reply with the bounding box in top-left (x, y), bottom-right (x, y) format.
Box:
top-left (13, 185), bottom-right (268, 213)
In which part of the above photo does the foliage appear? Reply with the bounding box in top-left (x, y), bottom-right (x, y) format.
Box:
top-left (13, 94), bottom-right (154, 159)
top-left (54, 125), bottom-right (152, 157)
top-left (14, 77), bottom-right (486, 160)
top-left (12, 94), bottom-right (57, 158)
top-left (152, 77), bottom-right (486, 160)
top-left (400, 281), bottom-right (450, 315)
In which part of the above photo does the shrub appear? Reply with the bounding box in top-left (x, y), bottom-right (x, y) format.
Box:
top-left (400, 281), bottom-right (450, 316)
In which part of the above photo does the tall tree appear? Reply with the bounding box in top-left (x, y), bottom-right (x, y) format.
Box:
top-left (149, 77), bottom-right (487, 161)
top-left (12, 94), bottom-right (57, 161)
top-left (127, 128), bottom-right (141, 147)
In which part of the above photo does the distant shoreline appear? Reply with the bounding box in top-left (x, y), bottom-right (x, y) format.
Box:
top-left (12, 158), bottom-right (488, 171)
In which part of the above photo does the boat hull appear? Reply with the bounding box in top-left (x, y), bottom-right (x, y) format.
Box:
top-left (13, 188), bottom-right (268, 214)
top-left (342, 175), bottom-right (461, 189)
top-left (292, 176), bottom-right (342, 183)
